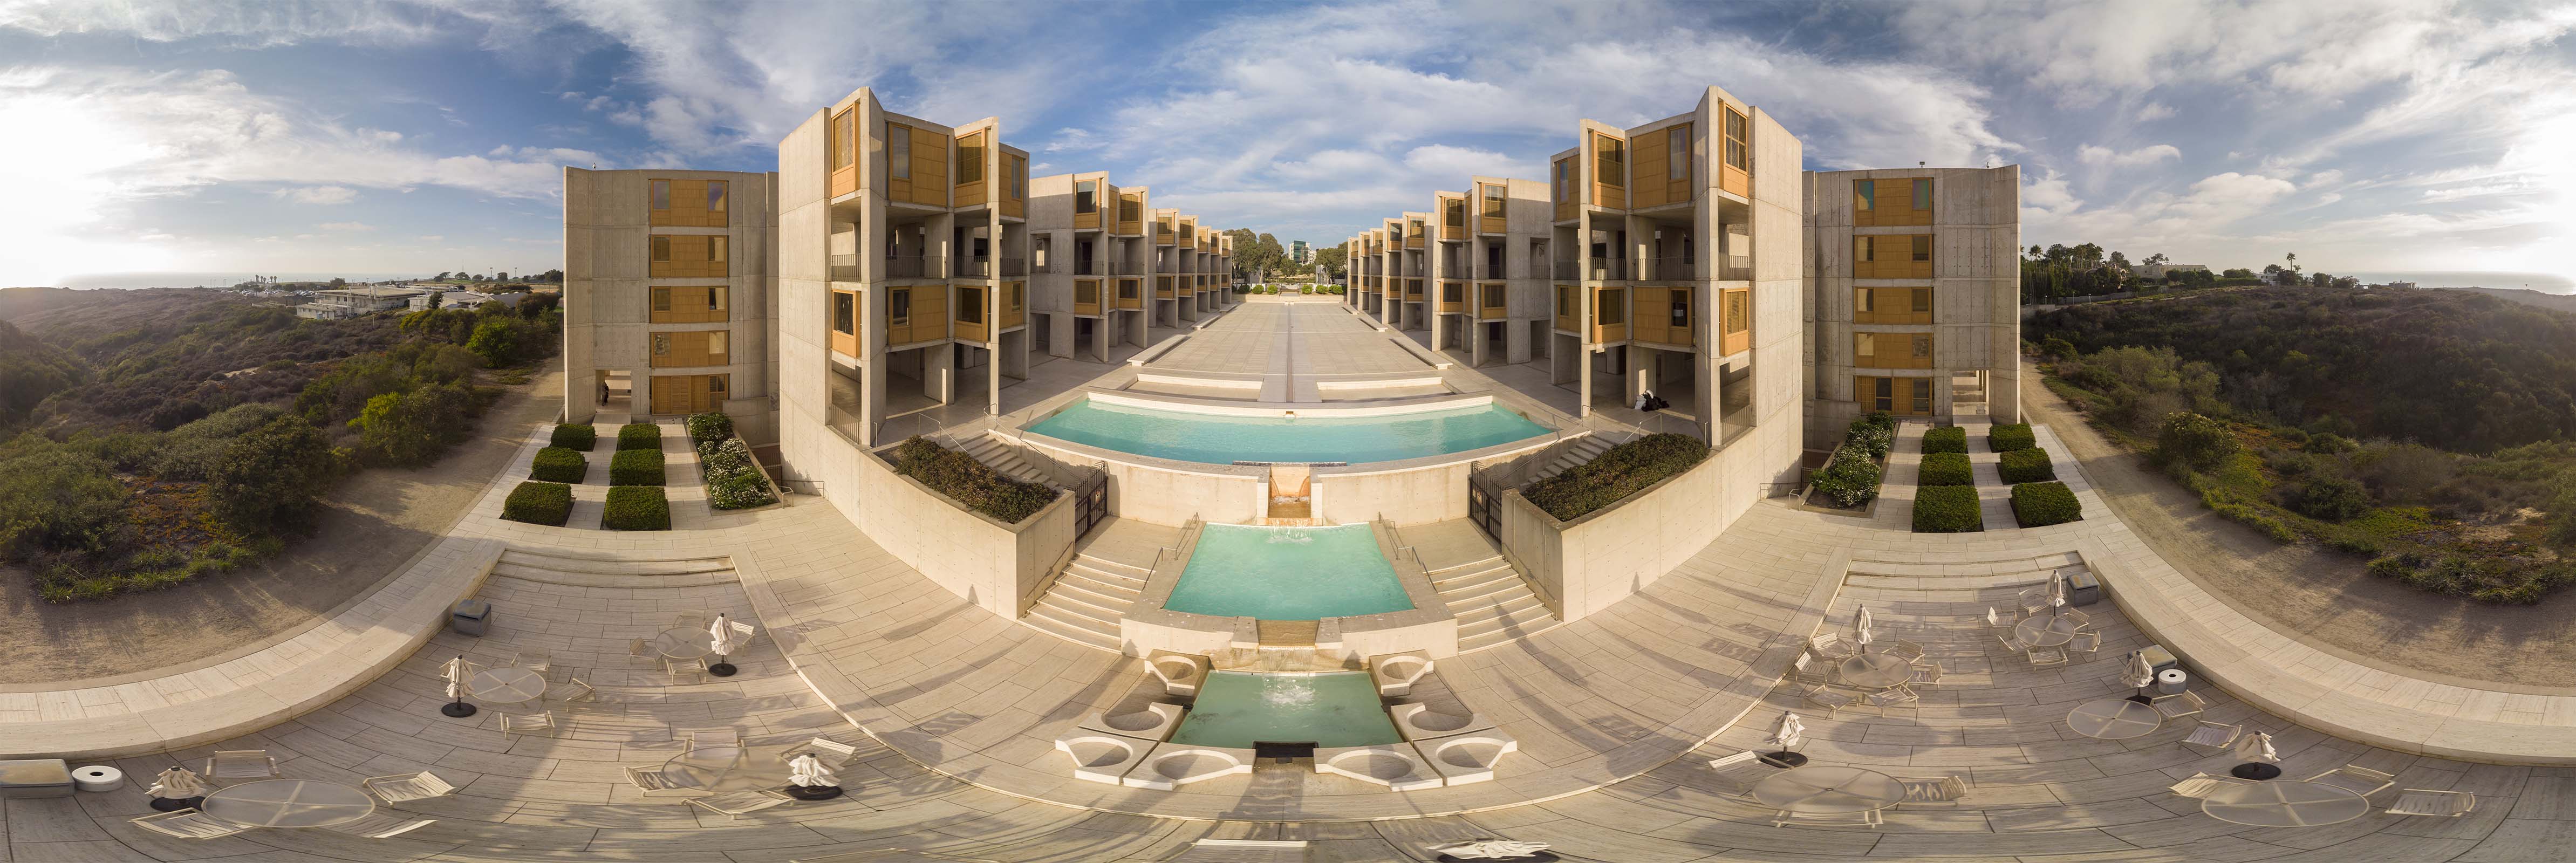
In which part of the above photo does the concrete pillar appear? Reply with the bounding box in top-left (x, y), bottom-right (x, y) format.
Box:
top-left (1627, 345), bottom-right (1655, 406)
top-left (1048, 312), bottom-right (1073, 359)
top-left (921, 343), bottom-right (953, 403)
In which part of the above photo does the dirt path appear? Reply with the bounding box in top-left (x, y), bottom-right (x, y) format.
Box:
top-left (0, 368), bottom-right (563, 687)
top-left (2021, 357), bottom-right (2576, 692)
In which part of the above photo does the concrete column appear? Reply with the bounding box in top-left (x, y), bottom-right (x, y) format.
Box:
top-left (921, 341), bottom-right (953, 404)
top-left (1627, 345), bottom-right (1655, 406)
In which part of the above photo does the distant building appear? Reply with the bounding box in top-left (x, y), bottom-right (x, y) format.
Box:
top-left (1290, 239), bottom-right (1310, 264)
top-left (2135, 263), bottom-right (2208, 280)
top-left (408, 289), bottom-right (484, 311)
top-left (296, 286), bottom-right (426, 319)
top-left (2382, 280), bottom-right (2418, 290)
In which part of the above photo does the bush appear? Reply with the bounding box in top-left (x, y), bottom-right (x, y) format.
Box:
top-left (892, 437), bottom-right (1060, 524)
top-left (2203, 488), bottom-right (2298, 542)
top-left (1912, 485), bottom-right (1984, 532)
top-left (2283, 473), bottom-right (2370, 522)
top-left (610, 449), bottom-right (665, 486)
top-left (501, 481), bottom-right (572, 526)
top-left (1809, 452), bottom-right (1882, 507)
top-left (602, 485), bottom-right (671, 530)
top-left (2039, 335), bottom-right (2078, 360)
top-left (550, 423), bottom-right (596, 450)
top-left (2303, 432), bottom-right (2357, 455)
top-left (531, 447), bottom-right (589, 483)
top-left (1918, 453), bottom-right (1973, 487)
top-left (700, 437), bottom-right (755, 477)
top-left (2154, 412), bottom-right (2237, 472)
top-left (151, 404), bottom-right (286, 481)
top-left (1921, 426), bottom-right (1966, 454)
top-left (352, 382), bottom-right (473, 466)
top-left (1844, 420), bottom-right (1894, 460)
top-left (1989, 423), bottom-right (2037, 453)
top-left (1998, 448), bottom-right (2056, 484)
top-left (685, 412), bottom-right (734, 448)
top-left (209, 415), bottom-right (342, 535)
top-left (1522, 433), bottom-right (1711, 520)
top-left (2011, 481), bottom-right (2082, 527)
top-left (1860, 410), bottom-right (1895, 431)
top-left (708, 470), bottom-right (776, 510)
top-left (617, 423), bottom-right (662, 451)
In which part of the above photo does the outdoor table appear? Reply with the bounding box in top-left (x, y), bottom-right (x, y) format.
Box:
top-left (467, 667), bottom-right (547, 705)
top-left (2201, 780), bottom-right (2370, 827)
top-left (1750, 765), bottom-right (1905, 814)
top-left (201, 779), bottom-right (375, 828)
top-left (660, 745), bottom-right (791, 793)
top-left (1837, 653), bottom-right (1914, 689)
top-left (2066, 698), bottom-right (2162, 740)
top-left (654, 627), bottom-right (714, 661)
top-left (2014, 609), bottom-right (2079, 648)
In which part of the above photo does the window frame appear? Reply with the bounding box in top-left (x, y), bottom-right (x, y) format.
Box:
top-left (651, 180), bottom-right (669, 211)
top-left (1911, 235), bottom-right (1931, 263)
top-left (1668, 126), bottom-right (1687, 181)
top-left (832, 291), bottom-right (855, 335)
top-left (1074, 180), bottom-right (1097, 214)
top-left (1595, 287), bottom-right (1625, 326)
top-left (1912, 178), bottom-right (1932, 210)
top-left (1855, 179), bottom-right (1874, 211)
top-left (889, 122), bottom-right (911, 180)
top-left (955, 132), bottom-right (985, 184)
top-left (652, 236), bottom-right (671, 263)
top-left (707, 180), bottom-right (726, 215)
top-left (830, 109), bottom-right (855, 170)
top-left (1723, 107), bottom-right (1748, 170)
top-left (1595, 133), bottom-right (1625, 190)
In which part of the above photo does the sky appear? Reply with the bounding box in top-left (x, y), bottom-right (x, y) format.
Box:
top-left (2, 0), bottom-right (2572, 288)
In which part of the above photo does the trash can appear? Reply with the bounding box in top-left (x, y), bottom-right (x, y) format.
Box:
top-left (2157, 668), bottom-right (2189, 695)
top-left (2065, 569), bottom-right (2102, 606)
top-left (449, 599), bottom-right (491, 636)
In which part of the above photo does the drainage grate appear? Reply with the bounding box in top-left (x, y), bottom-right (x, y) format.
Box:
top-left (1254, 741), bottom-right (1316, 763)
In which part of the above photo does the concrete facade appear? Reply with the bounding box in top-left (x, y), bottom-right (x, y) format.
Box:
top-left (562, 167), bottom-right (778, 442)
top-left (1802, 165), bottom-right (2021, 447)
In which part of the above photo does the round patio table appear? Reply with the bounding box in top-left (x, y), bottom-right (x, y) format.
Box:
top-left (1751, 765), bottom-right (1905, 814)
top-left (661, 745), bottom-right (790, 793)
top-left (2014, 609), bottom-right (2079, 648)
top-left (654, 627), bottom-right (714, 661)
top-left (2201, 780), bottom-right (2370, 827)
top-left (467, 667), bottom-right (547, 705)
top-left (201, 779), bottom-right (374, 828)
top-left (2066, 698), bottom-right (2162, 740)
top-left (1838, 653), bottom-right (1914, 689)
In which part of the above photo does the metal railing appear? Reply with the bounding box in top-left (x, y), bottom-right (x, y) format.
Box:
top-left (1553, 260), bottom-right (1627, 280)
top-left (952, 257), bottom-right (1029, 278)
top-left (1639, 256), bottom-right (1693, 281)
top-left (1720, 256), bottom-right (1753, 281)
top-left (884, 255), bottom-right (942, 279)
top-left (1110, 262), bottom-right (1145, 276)
top-left (828, 254), bottom-right (860, 281)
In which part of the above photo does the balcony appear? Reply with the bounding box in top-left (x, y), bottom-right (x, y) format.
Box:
top-left (885, 255), bottom-right (945, 279)
top-left (1720, 256), bottom-right (1753, 281)
top-left (1110, 262), bottom-right (1145, 276)
top-left (954, 257), bottom-right (1028, 278)
top-left (829, 254), bottom-right (861, 281)
top-left (1639, 257), bottom-right (1693, 281)
top-left (1552, 260), bottom-right (1627, 281)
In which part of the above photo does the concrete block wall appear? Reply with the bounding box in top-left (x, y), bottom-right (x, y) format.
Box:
top-left (563, 167), bottom-right (778, 442)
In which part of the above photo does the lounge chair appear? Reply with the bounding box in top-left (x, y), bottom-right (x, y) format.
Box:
top-left (498, 711), bottom-right (556, 741)
top-left (1901, 776), bottom-right (1966, 803)
top-left (688, 789), bottom-right (793, 821)
top-left (508, 649), bottom-right (551, 674)
top-left (130, 809), bottom-right (251, 839)
top-left (1865, 685), bottom-right (1919, 715)
top-left (1908, 662), bottom-right (1944, 688)
top-left (360, 771), bottom-right (458, 804)
top-left (779, 737), bottom-right (860, 768)
top-left (2060, 607), bottom-right (2092, 630)
top-left (1774, 807), bottom-right (1882, 828)
top-left (1707, 751), bottom-right (1786, 796)
top-left (1788, 652), bottom-right (1834, 686)
top-left (2169, 772), bottom-right (2246, 799)
top-left (2179, 721), bottom-right (2240, 753)
top-left (672, 612), bottom-right (707, 631)
top-left (628, 639), bottom-right (655, 666)
top-left (549, 676), bottom-right (596, 704)
top-left (1808, 633), bottom-right (1852, 657)
top-left (204, 750), bottom-right (280, 784)
top-left (625, 765), bottom-right (692, 796)
top-left (1985, 607), bottom-right (2012, 631)
top-left (1996, 634), bottom-right (2030, 654)
top-left (1801, 684), bottom-right (1856, 715)
top-left (2068, 631), bottom-right (2102, 653)
top-left (2306, 764), bottom-right (2397, 798)
top-left (687, 729), bottom-right (742, 751)
top-left (2151, 690), bottom-right (2206, 720)
top-left (316, 812), bottom-right (435, 838)
top-left (2386, 789), bottom-right (2476, 817)
top-left (1884, 640), bottom-right (1926, 662)
top-left (2026, 648), bottom-right (2068, 667)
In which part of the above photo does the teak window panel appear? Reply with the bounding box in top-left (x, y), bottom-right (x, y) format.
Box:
top-left (953, 131), bottom-right (987, 207)
top-left (888, 124), bottom-right (947, 206)
top-left (649, 329), bottom-right (730, 368)
top-left (1116, 278), bottom-right (1142, 309)
top-left (1591, 286), bottom-right (1627, 343)
top-left (1442, 197), bottom-right (1466, 239)
top-left (1481, 184), bottom-right (1508, 234)
top-left (1002, 281), bottom-right (1024, 328)
top-left (650, 286), bottom-right (729, 324)
top-left (829, 109), bottom-right (857, 198)
top-left (1630, 124), bottom-right (1692, 209)
top-left (1858, 375), bottom-right (1935, 416)
top-left (1855, 332), bottom-right (1933, 369)
top-left (1855, 235), bottom-right (1934, 278)
top-left (1854, 177), bottom-right (1933, 227)
top-left (883, 285), bottom-right (948, 345)
top-left (1855, 287), bottom-right (1934, 325)
top-left (1001, 153), bottom-right (1026, 218)
top-left (1591, 132), bottom-right (1628, 210)
top-left (1074, 180), bottom-right (1101, 229)
top-left (1553, 159), bottom-right (1575, 221)
top-left (1720, 287), bottom-right (1751, 355)
top-left (1074, 279), bottom-right (1101, 314)
top-left (1720, 106), bottom-right (1751, 198)
top-left (650, 235), bottom-right (729, 278)
top-left (1407, 220), bottom-right (1425, 248)
top-left (1439, 280), bottom-right (1465, 313)
top-left (829, 290), bottom-right (858, 357)
top-left (1117, 193), bottom-right (1143, 233)
top-left (648, 374), bottom-right (729, 415)
top-left (1633, 286), bottom-right (1692, 346)
top-left (1555, 284), bottom-right (1577, 331)
top-left (650, 179), bottom-right (729, 228)
top-left (1480, 283), bottom-right (1507, 319)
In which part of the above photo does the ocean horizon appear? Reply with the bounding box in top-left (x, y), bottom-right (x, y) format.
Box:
top-left (2337, 270), bottom-right (2574, 294)
top-left (39, 271), bottom-right (511, 290)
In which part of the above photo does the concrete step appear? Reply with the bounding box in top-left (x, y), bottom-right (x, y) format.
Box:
top-left (1451, 590), bottom-right (1548, 622)
top-left (496, 551), bottom-right (730, 577)
top-left (1437, 570), bottom-right (1529, 606)
top-left (1425, 554), bottom-right (1506, 579)
top-left (1022, 604), bottom-right (1122, 650)
top-left (1073, 554), bottom-right (1153, 581)
top-left (1459, 605), bottom-right (1562, 652)
top-left (1049, 578), bottom-right (1140, 617)
top-left (1534, 437), bottom-right (1613, 481)
top-left (1065, 562), bottom-right (1147, 591)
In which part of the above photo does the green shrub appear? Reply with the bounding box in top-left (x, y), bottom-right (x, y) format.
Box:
top-left (2283, 473), bottom-right (2369, 521)
top-left (1921, 426), bottom-right (1966, 454)
top-left (530, 446), bottom-right (588, 483)
top-left (550, 423), bottom-right (596, 450)
top-left (700, 437), bottom-right (755, 477)
top-left (685, 412), bottom-right (734, 448)
top-left (602, 485), bottom-right (671, 531)
top-left (1860, 410), bottom-right (1895, 431)
top-left (708, 470), bottom-right (776, 510)
top-left (208, 415), bottom-right (342, 536)
top-left (1809, 451), bottom-right (1882, 507)
top-left (2039, 335), bottom-right (2078, 360)
top-left (610, 449), bottom-right (666, 486)
top-left (353, 383), bottom-right (472, 466)
top-left (1998, 448), bottom-right (2056, 484)
top-left (617, 423), bottom-right (662, 451)
top-left (1843, 420), bottom-right (1894, 460)
top-left (2303, 432), bottom-right (2358, 455)
top-left (2011, 481), bottom-right (2082, 527)
top-left (1989, 423), bottom-right (2037, 453)
top-left (1918, 453), bottom-right (1973, 487)
top-left (152, 404), bottom-right (286, 481)
top-left (892, 437), bottom-right (1060, 524)
top-left (501, 481), bottom-right (572, 526)
top-left (1522, 433), bottom-right (1711, 520)
top-left (1912, 485), bottom-right (1984, 532)
top-left (2203, 488), bottom-right (2298, 542)
top-left (2155, 412), bottom-right (2237, 472)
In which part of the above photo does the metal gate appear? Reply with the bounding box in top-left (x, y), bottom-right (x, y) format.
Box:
top-left (1073, 470), bottom-right (1110, 538)
top-left (1466, 468), bottom-right (1502, 539)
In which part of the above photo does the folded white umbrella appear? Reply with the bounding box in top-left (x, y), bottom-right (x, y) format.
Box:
top-left (442, 656), bottom-right (470, 699)
top-left (2123, 651), bottom-right (2155, 688)
top-left (2050, 572), bottom-right (2068, 607)
top-left (789, 753), bottom-right (838, 787)
top-left (2233, 731), bottom-right (2279, 764)
top-left (707, 613), bottom-right (737, 656)
top-left (1770, 713), bottom-right (1805, 750)
top-left (148, 766), bottom-right (208, 800)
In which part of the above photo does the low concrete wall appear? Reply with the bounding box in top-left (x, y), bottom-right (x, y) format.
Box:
top-left (848, 447), bottom-right (1078, 618)
top-left (1498, 429), bottom-right (1788, 622)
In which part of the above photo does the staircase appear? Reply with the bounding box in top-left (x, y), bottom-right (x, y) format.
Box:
top-left (959, 435), bottom-right (1054, 485)
top-left (1529, 435), bottom-right (1615, 482)
top-left (1430, 554), bottom-right (1560, 653)
top-left (1022, 553), bottom-right (1149, 651)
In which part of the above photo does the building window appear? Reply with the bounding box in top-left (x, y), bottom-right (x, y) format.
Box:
top-left (958, 287), bottom-right (983, 324)
top-left (1445, 197), bottom-right (1464, 228)
top-left (1911, 235), bottom-right (1931, 262)
top-left (1669, 126), bottom-right (1687, 180)
top-left (1033, 236), bottom-right (1050, 270)
top-left (1724, 107), bottom-right (1748, 170)
top-left (706, 286), bottom-right (727, 312)
top-left (832, 292), bottom-right (854, 334)
top-left (1118, 194), bottom-right (1140, 223)
top-left (1484, 184), bottom-right (1505, 218)
top-left (707, 331), bottom-right (727, 358)
top-left (831, 109), bottom-right (854, 170)
top-left (1669, 289), bottom-right (1689, 326)
top-left (1486, 243), bottom-right (1503, 276)
top-left (1855, 179), bottom-right (1874, 211)
top-left (652, 236), bottom-right (671, 262)
top-left (708, 375), bottom-right (726, 394)
top-left (651, 180), bottom-right (669, 210)
top-left (707, 181), bottom-right (726, 215)
top-left (708, 236), bottom-right (727, 264)
top-left (652, 287), bottom-right (671, 312)
top-left (1595, 288), bottom-right (1625, 325)
top-left (1725, 290), bottom-right (1750, 334)
top-left (1076, 281), bottom-right (1098, 304)
top-left (652, 333), bottom-right (670, 357)
top-left (1856, 236), bottom-right (1873, 263)
top-left (889, 289), bottom-right (912, 322)
top-left (1912, 178), bottom-right (1932, 210)
top-left (1911, 286), bottom-right (1931, 313)
top-left (1075, 180), bottom-right (1097, 213)
top-left (1557, 285), bottom-right (1573, 316)
top-left (1911, 333), bottom-right (1931, 360)
top-left (956, 132), bottom-right (983, 184)
top-left (1595, 134), bottom-right (1624, 189)
top-left (1010, 156), bottom-right (1024, 200)
top-left (890, 123), bottom-right (911, 179)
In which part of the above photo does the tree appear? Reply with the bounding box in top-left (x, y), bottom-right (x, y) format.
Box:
top-left (208, 415), bottom-right (340, 535)
top-left (427, 292), bottom-right (443, 310)
top-left (327, 277), bottom-right (346, 288)
top-left (434, 271), bottom-right (450, 280)
top-left (2156, 412), bottom-right (2240, 473)
top-left (495, 271), bottom-right (508, 282)
top-left (466, 317), bottom-right (522, 366)
top-left (353, 384), bottom-right (471, 466)
top-left (2109, 251), bottom-right (2130, 271)
top-left (2143, 252), bottom-right (2169, 267)
top-left (0, 444), bottom-right (131, 559)
top-left (1312, 245), bottom-right (1347, 277)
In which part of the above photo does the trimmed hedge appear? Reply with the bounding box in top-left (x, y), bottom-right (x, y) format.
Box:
top-left (708, 470), bottom-right (776, 510)
top-left (610, 448), bottom-right (666, 486)
top-left (550, 423), bottom-right (596, 450)
top-left (892, 437), bottom-right (1060, 524)
top-left (1844, 419), bottom-right (1894, 460)
top-left (617, 423), bottom-right (662, 451)
top-left (1989, 423), bottom-right (2037, 453)
top-left (1921, 426), bottom-right (1966, 454)
top-left (1918, 453), bottom-right (1973, 487)
top-left (1912, 485), bottom-right (1984, 532)
top-left (1999, 448), bottom-right (2056, 483)
top-left (602, 485), bottom-right (671, 531)
top-left (1809, 451), bottom-right (1882, 507)
top-left (530, 446), bottom-right (589, 483)
top-left (501, 481), bottom-right (572, 526)
top-left (2011, 481), bottom-right (2082, 527)
top-left (685, 412), bottom-right (733, 448)
top-left (701, 437), bottom-right (754, 477)
top-left (1524, 433), bottom-right (1711, 521)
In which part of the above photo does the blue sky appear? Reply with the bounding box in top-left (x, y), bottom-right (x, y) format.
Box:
top-left (2, 0), bottom-right (2572, 287)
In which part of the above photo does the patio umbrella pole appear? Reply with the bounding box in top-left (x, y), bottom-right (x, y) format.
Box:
top-left (709, 653), bottom-right (736, 677)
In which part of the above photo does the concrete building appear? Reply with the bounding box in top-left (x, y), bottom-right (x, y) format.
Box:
top-left (1801, 166), bottom-right (2022, 445)
top-left (1290, 239), bottom-right (1309, 264)
top-left (562, 168), bottom-right (779, 440)
top-left (294, 286), bottom-right (425, 319)
top-left (1425, 177), bottom-right (1552, 368)
top-left (1027, 173), bottom-right (1236, 361)
top-left (2134, 262), bottom-right (2208, 280)
top-left (406, 289), bottom-right (483, 311)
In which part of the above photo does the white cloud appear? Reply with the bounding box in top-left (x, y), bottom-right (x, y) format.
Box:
top-left (316, 221), bottom-right (374, 231)
top-left (277, 184), bottom-right (358, 204)
top-left (2136, 102), bottom-right (2176, 122)
top-left (2076, 143), bottom-right (2182, 168)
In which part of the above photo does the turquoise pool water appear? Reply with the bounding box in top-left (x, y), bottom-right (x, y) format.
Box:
top-left (1023, 399), bottom-right (1549, 464)
top-left (1166, 524), bottom-right (1411, 621)
top-left (1167, 671), bottom-right (1400, 749)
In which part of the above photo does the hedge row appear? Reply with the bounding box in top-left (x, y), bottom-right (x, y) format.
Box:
top-left (892, 437), bottom-right (1059, 524)
top-left (702, 438), bottom-right (776, 510)
top-left (530, 447), bottom-right (588, 483)
top-left (617, 423), bottom-right (662, 451)
top-left (1809, 412), bottom-right (1897, 508)
top-left (685, 412), bottom-right (734, 449)
top-left (2011, 481), bottom-right (2082, 527)
top-left (1912, 485), bottom-right (1983, 532)
top-left (1523, 433), bottom-right (1711, 521)
top-left (610, 448), bottom-right (666, 486)
top-left (603, 485), bottom-right (670, 530)
top-left (1921, 426), bottom-right (1966, 454)
top-left (501, 481), bottom-right (572, 526)
top-left (550, 423), bottom-right (596, 450)
top-left (1999, 448), bottom-right (2057, 484)
top-left (1918, 453), bottom-right (1973, 487)
top-left (1990, 423), bottom-right (2036, 453)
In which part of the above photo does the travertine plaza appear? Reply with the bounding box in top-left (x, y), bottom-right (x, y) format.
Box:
top-left (6, 84), bottom-right (2573, 863)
